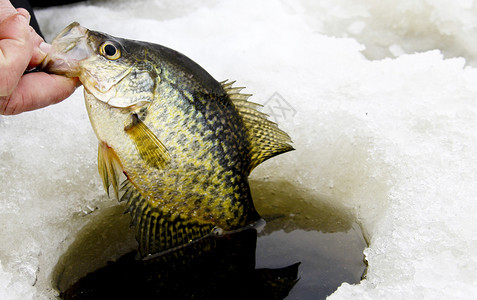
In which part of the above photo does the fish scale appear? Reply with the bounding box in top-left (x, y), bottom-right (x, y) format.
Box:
top-left (41, 22), bottom-right (293, 257)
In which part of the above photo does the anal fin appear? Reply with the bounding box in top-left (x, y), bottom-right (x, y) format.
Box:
top-left (120, 181), bottom-right (215, 257)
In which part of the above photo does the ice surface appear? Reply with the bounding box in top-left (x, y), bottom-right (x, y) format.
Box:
top-left (285, 0), bottom-right (477, 66)
top-left (1, 0), bottom-right (477, 298)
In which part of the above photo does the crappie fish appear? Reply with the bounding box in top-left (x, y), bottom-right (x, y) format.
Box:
top-left (42, 22), bottom-right (293, 257)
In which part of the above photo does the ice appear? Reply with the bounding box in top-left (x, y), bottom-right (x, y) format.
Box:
top-left (286, 0), bottom-right (477, 66)
top-left (1, 0), bottom-right (477, 298)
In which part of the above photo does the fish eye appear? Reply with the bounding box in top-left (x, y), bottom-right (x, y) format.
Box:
top-left (99, 41), bottom-right (121, 60)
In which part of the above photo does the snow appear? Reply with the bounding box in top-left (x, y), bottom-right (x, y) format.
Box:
top-left (1, 0), bottom-right (477, 298)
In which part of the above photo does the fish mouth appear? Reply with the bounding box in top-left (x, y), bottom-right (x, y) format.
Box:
top-left (41, 22), bottom-right (92, 76)
top-left (55, 22), bottom-right (87, 41)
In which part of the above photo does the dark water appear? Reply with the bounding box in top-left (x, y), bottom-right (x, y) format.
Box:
top-left (52, 180), bottom-right (367, 299)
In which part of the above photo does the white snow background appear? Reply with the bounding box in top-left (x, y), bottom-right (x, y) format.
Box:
top-left (2, 0), bottom-right (477, 298)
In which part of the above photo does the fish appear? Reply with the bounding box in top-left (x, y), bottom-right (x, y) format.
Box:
top-left (41, 22), bottom-right (293, 257)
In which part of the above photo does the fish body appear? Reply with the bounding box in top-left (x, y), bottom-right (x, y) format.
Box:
top-left (42, 23), bottom-right (293, 256)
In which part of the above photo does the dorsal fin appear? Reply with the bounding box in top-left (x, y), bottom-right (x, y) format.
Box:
top-left (120, 180), bottom-right (216, 257)
top-left (221, 80), bottom-right (294, 172)
top-left (97, 142), bottom-right (123, 200)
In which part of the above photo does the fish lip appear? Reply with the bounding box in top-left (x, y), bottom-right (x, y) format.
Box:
top-left (40, 22), bottom-right (92, 76)
top-left (54, 22), bottom-right (88, 42)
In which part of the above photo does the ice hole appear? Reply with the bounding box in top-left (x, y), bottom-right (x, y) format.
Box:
top-left (51, 179), bottom-right (367, 299)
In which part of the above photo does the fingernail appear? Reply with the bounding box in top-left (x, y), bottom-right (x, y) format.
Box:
top-left (39, 42), bottom-right (52, 54)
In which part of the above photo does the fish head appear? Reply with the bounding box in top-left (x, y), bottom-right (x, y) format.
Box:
top-left (42, 22), bottom-right (155, 109)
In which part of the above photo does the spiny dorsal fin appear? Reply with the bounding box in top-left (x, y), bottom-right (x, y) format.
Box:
top-left (98, 142), bottom-right (123, 200)
top-left (221, 80), bottom-right (294, 172)
top-left (124, 113), bottom-right (170, 169)
top-left (120, 180), bottom-right (216, 257)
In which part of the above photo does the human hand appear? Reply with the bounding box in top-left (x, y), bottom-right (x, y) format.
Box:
top-left (0, 0), bottom-right (79, 115)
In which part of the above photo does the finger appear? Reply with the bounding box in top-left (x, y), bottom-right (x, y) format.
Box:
top-left (0, 0), bottom-right (17, 22)
top-left (15, 8), bottom-right (30, 21)
top-left (25, 20), bottom-right (48, 68)
top-left (31, 26), bottom-right (45, 48)
top-left (0, 12), bottom-right (33, 96)
top-left (0, 72), bottom-right (79, 115)
top-left (30, 41), bottom-right (48, 68)
top-left (28, 27), bottom-right (48, 68)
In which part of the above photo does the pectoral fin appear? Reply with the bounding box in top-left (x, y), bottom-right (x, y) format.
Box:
top-left (124, 113), bottom-right (170, 169)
